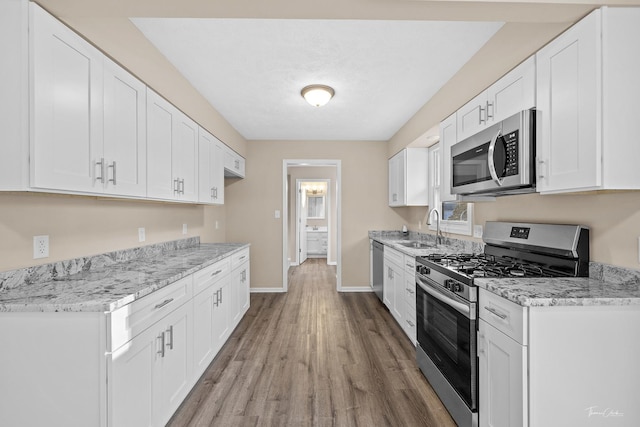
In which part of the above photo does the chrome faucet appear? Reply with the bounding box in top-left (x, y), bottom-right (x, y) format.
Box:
top-left (427, 208), bottom-right (444, 245)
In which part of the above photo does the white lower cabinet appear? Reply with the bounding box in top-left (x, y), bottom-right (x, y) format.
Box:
top-left (383, 245), bottom-right (417, 345)
top-left (478, 287), bottom-right (640, 427)
top-left (478, 319), bottom-right (527, 427)
top-left (0, 248), bottom-right (250, 427)
top-left (110, 299), bottom-right (193, 427)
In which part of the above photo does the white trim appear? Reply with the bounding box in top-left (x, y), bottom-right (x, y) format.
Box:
top-left (283, 159), bottom-right (342, 293)
top-left (327, 261), bottom-right (337, 266)
top-left (250, 287), bottom-right (286, 293)
top-left (338, 287), bottom-right (374, 293)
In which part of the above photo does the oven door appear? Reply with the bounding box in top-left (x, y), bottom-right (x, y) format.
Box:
top-left (416, 274), bottom-right (477, 410)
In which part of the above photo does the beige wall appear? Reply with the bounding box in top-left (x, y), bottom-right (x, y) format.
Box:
top-left (0, 192), bottom-right (226, 272)
top-left (225, 140), bottom-right (409, 289)
top-left (287, 168), bottom-right (338, 264)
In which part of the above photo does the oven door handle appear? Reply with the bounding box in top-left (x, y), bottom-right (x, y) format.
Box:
top-left (416, 276), bottom-right (473, 319)
top-left (488, 127), bottom-right (504, 187)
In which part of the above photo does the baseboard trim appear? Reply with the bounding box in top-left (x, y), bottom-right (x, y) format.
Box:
top-left (338, 286), bottom-right (374, 293)
top-left (327, 261), bottom-right (337, 266)
top-left (250, 287), bottom-right (286, 293)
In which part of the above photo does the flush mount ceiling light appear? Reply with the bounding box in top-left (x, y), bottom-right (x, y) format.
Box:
top-left (301, 84), bottom-right (335, 107)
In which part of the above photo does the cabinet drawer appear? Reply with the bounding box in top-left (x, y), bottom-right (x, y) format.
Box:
top-left (479, 288), bottom-right (527, 345)
top-left (110, 275), bottom-right (193, 351)
top-left (231, 248), bottom-right (250, 269)
top-left (193, 258), bottom-right (231, 295)
top-left (404, 255), bottom-right (416, 274)
top-left (384, 246), bottom-right (404, 267)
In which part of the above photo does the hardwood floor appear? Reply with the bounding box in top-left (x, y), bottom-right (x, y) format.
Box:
top-left (168, 258), bottom-right (455, 426)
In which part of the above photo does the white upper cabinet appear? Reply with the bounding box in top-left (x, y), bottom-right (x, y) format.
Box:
top-left (172, 112), bottom-right (198, 202)
top-left (457, 57), bottom-right (536, 142)
top-left (30, 2), bottom-right (104, 193)
top-left (146, 89), bottom-right (198, 202)
top-left (439, 113), bottom-right (457, 202)
top-left (103, 58), bottom-right (147, 197)
top-left (388, 148), bottom-right (428, 207)
top-left (223, 146), bottom-right (246, 178)
top-left (198, 127), bottom-right (225, 205)
top-left (147, 89), bottom-right (175, 200)
top-left (536, 7), bottom-right (640, 194)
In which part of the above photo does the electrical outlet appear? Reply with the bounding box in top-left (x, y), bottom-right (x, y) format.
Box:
top-left (418, 220), bottom-right (422, 230)
top-left (138, 227), bottom-right (146, 242)
top-left (473, 225), bottom-right (483, 238)
top-left (182, 223), bottom-right (188, 235)
top-left (33, 235), bottom-right (49, 259)
top-left (638, 236), bottom-right (640, 263)
top-left (215, 220), bottom-right (219, 230)
top-left (275, 210), bottom-right (281, 219)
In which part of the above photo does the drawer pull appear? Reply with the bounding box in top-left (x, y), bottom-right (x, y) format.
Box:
top-left (239, 255), bottom-right (246, 260)
top-left (406, 288), bottom-right (414, 293)
top-left (406, 320), bottom-right (415, 327)
top-left (485, 306), bottom-right (508, 320)
top-left (211, 269), bottom-right (223, 277)
top-left (154, 298), bottom-right (174, 310)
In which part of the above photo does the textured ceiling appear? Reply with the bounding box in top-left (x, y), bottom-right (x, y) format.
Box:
top-left (132, 18), bottom-right (503, 141)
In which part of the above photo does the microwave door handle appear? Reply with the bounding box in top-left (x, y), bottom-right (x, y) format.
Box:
top-left (416, 276), bottom-right (472, 319)
top-left (488, 128), bottom-right (504, 186)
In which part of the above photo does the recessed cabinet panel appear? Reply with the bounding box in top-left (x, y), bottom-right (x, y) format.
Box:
top-left (103, 59), bottom-right (147, 197)
top-left (146, 90), bottom-right (175, 200)
top-left (30, 3), bottom-right (103, 192)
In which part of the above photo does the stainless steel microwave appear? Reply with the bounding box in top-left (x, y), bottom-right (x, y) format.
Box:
top-left (451, 109), bottom-right (536, 196)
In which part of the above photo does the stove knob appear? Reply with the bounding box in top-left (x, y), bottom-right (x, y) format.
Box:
top-left (444, 279), bottom-right (453, 290)
top-left (453, 283), bottom-right (463, 292)
top-left (417, 265), bottom-right (430, 275)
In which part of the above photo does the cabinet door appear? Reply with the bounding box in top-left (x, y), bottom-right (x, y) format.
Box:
top-left (383, 261), bottom-right (393, 309)
top-left (192, 284), bottom-right (217, 374)
top-left (231, 262), bottom-right (250, 328)
top-left (30, 3), bottom-right (103, 193)
top-left (110, 325), bottom-right (158, 427)
top-left (479, 319), bottom-right (528, 427)
top-left (103, 58), bottom-right (146, 197)
top-left (536, 10), bottom-right (600, 193)
top-left (439, 113), bottom-right (457, 202)
top-left (388, 151), bottom-right (405, 206)
top-left (147, 89), bottom-right (175, 200)
top-left (392, 264), bottom-right (404, 325)
top-left (240, 262), bottom-right (250, 314)
top-left (456, 91), bottom-right (488, 142)
top-left (198, 128), bottom-right (224, 204)
top-left (173, 112), bottom-right (198, 202)
top-left (212, 283), bottom-right (230, 353)
top-left (224, 148), bottom-right (245, 178)
top-left (488, 56), bottom-right (536, 123)
top-left (156, 303), bottom-right (193, 426)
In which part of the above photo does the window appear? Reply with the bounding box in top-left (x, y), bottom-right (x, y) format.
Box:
top-left (427, 143), bottom-right (473, 236)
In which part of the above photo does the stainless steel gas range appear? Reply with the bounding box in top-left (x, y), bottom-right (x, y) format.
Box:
top-left (414, 221), bottom-right (589, 427)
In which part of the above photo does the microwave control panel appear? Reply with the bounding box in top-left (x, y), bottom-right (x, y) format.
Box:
top-left (503, 130), bottom-right (519, 177)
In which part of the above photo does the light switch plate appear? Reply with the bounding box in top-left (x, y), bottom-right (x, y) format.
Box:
top-left (138, 227), bottom-right (146, 242)
top-left (473, 225), bottom-right (483, 238)
top-left (33, 235), bottom-right (49, 259)
top-left (275, 210), bottom-right (281, 219)
top-left (182, 223), bottom-right (188, 235)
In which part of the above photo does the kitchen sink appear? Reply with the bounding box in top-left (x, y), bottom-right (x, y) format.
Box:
top-left (396, 240), bottom-right (435, 249)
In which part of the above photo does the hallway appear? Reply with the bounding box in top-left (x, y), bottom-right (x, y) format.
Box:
top-left (168, 259), bottom-right (455, 426)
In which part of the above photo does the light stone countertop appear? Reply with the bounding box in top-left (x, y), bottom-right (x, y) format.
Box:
top-left (370, 230), bottom-right (640, 307)
top-left (475, 277), bottom-right (640, 307)
top-left (0, 242), bottom-right (248, 313)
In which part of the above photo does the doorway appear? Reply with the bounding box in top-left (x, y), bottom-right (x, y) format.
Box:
top-left (296, 179), bottom-right (331, 266)
top-left (282, 160), bottom-right (341, 292)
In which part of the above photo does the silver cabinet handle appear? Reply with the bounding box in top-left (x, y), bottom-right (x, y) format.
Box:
top-left (486, 101), bottom-right (494, 120)
top-left (211, 269), bottom-right (222, 277)
top-left (479, 105), bottom-right (486, 124)
top-left (165, 325), bottom-right (174, 350)
top-left (235, 159), bottom-right (240, 170)
top-left (174, 178), bottom-right (180, 193)
top-left (213, 289), bottom-right (219, 307)
top-left (406, 288), bottom-right (414, 294)
top-left (406, 320), bottom-right (415, 327)
top-left (537, 159), bottom-right (547, 180)
top-left (154, 298), bottom-right (174, 309)
top-left (179, 178), bottom-right (185, 195)
top-left (484, 306), bottom-right (508, 320)
top-left (157, 332), bottom-right (165, 358)
top-left (95, 158), bottom-right (105, 183)
top-left (218, 288), bottom-right (223, 304)
top-left (108, 161), bottom-right (117, 185)
top-left (214, 187), bottom-right (218, 199)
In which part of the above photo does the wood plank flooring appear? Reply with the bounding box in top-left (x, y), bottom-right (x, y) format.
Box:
top-left (167, 258), bottom-right (455, 426)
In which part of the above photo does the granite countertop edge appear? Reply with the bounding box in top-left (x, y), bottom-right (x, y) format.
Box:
top-left (0, 243), bottom-right (250, 314)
